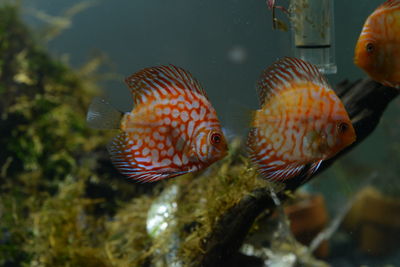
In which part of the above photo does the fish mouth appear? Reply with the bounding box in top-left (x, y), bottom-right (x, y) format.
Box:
top-left (353, 55), bottom-right (359, 67)
top-left (221, 149), bottom-right (228, 159)
top-left (223, 143), bottom-right (229, 155)
top-left (350, 132), bottom-right (357, 146)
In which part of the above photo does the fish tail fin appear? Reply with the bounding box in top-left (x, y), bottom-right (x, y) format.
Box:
top-left (86, 97), bottom-right (123, 129)
top-left (225, 98), bottom-right (256, 135)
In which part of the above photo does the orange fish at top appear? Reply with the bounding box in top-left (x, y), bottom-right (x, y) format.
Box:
top-left (87, 65), bottom-right (228, 182)
top-left (247, 57), bottom-right (356, 184)
top-left (355, 0), bottom-right (400, 88)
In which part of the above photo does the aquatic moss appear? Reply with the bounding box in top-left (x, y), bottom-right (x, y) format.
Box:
top-left (25, 179), bottom-right (111, 267)
top-left (0, 4), bottom-right (168, 266)
top-left (143, 139), bottom-right (270, 264)
top-left (0, 5), bottom-right (135, 266)
top-left (104, 195), bottom-right (154, 266)
top-left (0, 6), bottom-right (102, 180)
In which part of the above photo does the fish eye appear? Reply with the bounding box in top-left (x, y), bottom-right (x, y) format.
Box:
top-left (210, 132), bottom-right (222, 145)
top-left (366, 43), bottom-right (374, 53)
top-left (337, 122), bottom-right (349, 134)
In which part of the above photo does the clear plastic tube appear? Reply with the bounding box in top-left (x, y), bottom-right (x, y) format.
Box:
top-left (290, 0), bottom-right (337, 74)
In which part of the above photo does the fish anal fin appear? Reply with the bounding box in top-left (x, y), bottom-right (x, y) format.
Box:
top-left (132, 169), bottom-right (188, 183)
top-left (107, 133), bottom-right (189, 183)
top-left (107, 133), bottom-right (139, 178)
top-left (381, 79), bottom-right (400, 89)
top-left (301, 160), bottom-right (323, 184)
top-left (259, 159), bottom-right (323, 185)
top-left (258, 161), bottom-right (306, 183)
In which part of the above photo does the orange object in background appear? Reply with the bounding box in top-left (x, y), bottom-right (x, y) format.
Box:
top-left (343, 186), bottom-right (400, 256)
top-left (284, 193), bottom-right (329, 258)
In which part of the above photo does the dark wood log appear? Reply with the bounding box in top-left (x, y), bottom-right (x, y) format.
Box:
top-left (192, 78), bottom-right (399, 266)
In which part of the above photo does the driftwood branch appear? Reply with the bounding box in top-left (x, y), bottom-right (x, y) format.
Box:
top-left (192, 78), bottom-right (399, 266)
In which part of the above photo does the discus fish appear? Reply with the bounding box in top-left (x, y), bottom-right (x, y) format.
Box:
top-left (247, 57), bottom-right (356, 183)
top-left (87, 65), bottom-right (228, 182)
top-left (354, 0), bottom-right (400, 88)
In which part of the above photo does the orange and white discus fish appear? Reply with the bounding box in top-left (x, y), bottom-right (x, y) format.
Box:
top-left (87, 65), bottom-right (228, 182)
top-left (355, 0), bottom-right (400, 88)
top-left (247, 57), bottom-right (356, 183)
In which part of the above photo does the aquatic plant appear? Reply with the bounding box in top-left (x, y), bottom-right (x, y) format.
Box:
top-left (0, 5), bottom-right (139, 265)
top-left (0, 3), bottom-right (399, 267)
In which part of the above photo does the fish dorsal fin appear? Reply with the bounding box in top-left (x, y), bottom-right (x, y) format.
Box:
top-left (256, 57), bottom-right (329, 106)
top-left (377, 0), bottom-right (400, 12)
top-left (124, 64), bottom-right (207, 105)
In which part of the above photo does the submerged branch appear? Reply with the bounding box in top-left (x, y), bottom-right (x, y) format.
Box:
top-left (192, 78), bottom-right (399, 266)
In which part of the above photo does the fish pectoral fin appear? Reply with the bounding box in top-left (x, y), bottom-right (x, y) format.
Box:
top-left (182, 143), bottom-right (196, 158)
